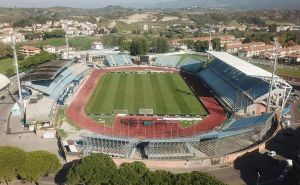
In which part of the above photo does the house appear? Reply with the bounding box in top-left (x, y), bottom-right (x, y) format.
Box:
top-left (285, 53), bottom-right (300, 63)
top-left (241, 45), bottom-right (276, 58)
top-left (226, 42), bottom-right (265, 54)
top-left (19, 45), bottom-right (41, 56)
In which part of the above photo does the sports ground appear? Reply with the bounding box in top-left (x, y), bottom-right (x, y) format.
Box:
top-left (86, 72), bottom-right (207, 116)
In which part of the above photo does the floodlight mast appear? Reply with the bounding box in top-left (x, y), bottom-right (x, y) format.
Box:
top-left (208, 25), bottom-right (213, 51)
top-left (207, 25), bottom-right (213, 64)
top-left (266, 37), bottom-right (278, 113)
top-left (64, 20), bottom-right (69, 60)
top-left (11, 33), bottom-right (24, 121)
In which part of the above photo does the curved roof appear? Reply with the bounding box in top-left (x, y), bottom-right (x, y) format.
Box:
top-left (0, 74), bottom-right (10, 89)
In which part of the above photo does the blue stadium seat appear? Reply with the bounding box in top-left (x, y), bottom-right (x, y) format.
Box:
top-left (26, 63), bottom-right (89, 100)
top-left (106, 55), bottom-right (133, 66)
top-left (197, 69), bottom-right (249, 110)
top-left (208, 59), bottom-right (271, 99)
top-left (154, 55), bottom-right (181, 67)
top-left (224, 113), bottom-right (274, 131)
top-left (176, 57), bottom-right (204, 72)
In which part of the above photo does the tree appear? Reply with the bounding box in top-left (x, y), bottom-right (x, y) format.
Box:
top-left (190, 171), bottom-right (225, 185)
top-left (43, 29), bottom-right (65, 39)
top-left (0, 146), bottom-right (26, 185)
top-left (0, 43), bottom-right (12, 59)
top-left (25, 32), bottom-right (43, 40)
top-left (129, 37), bottom-right (149, 56)
top-left (102, 35), bottom-right (126, 48)
top-left (66, 153), bottom-right (226, 185)
top-left (268, 24), bottom-right (277, 32)
top-left (150, 37), bottom-right (170, 53)
top-left (212, 38), bottom-right (221, 51)
top-left (278, 32), bottom-right (287, 45)
top-left (194, 40), bottom-right (209, 52)
top-left (111, 26), bottom-right (118, 34)
top-left (145, 170), bottom-right (174, 185)
top-left (174, 173), bottom-right (191, 185)
top-left (120, 40), bottom-right (132, 52)
top-left (113, 162), bottom-right (149, 185)
top-left (19, 51), bottom-right (57, 69)
top-left (18, 151), bottom-right (61, 184)
top-left (66, 153), bottom-right (117, 185)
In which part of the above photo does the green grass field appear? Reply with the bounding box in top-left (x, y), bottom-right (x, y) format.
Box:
top-left (0, 58), bottom-right (14, 75)
top-left (86, 72), bottom-right (207, 116)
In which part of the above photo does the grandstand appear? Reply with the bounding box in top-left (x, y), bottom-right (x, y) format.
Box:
top-left (24, 62), bottom-right (89, 100)
top-left (176, 57), bottom-right (205, 72)
top-left (76, 111), bottom-right (275, 159)
top-left (144, 141), bottom-right (194, 159)
top-left (21, 60), bottom-right (72, 81)
top-left (82, 134), bottom-right (137, 158)
top-left (153, 55), bottom-right (205, 73)
top-left (152, 55), bottom-right (181, 67)
top-left (196, 51), bottom-right (292, 115)
top-left (105, 54), bottom-right (133, 66)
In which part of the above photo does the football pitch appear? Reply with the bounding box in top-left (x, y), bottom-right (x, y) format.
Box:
top-left (85, 72), bottom-right (208, 116)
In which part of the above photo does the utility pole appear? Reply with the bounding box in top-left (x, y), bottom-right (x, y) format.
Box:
top-left (266, 37), bottom-right (278, 113)
top-left (11, 33), bottom-right (24, 124)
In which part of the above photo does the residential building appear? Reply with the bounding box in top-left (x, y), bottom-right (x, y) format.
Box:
top-left (19, 45), bottom-right (41, 56)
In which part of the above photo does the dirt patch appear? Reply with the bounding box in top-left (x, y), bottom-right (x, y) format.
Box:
top-left (120, 13), bottom-right (157, 24)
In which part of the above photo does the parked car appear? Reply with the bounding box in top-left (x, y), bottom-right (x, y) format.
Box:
top-left (284, 120), bottom-right (291, 127)
top-left (283, 114), bottom-right (291, 119)
top-left (292, 94), bottom-right (299, 99)
top-left (266, 151), bottom-right (276, 157)
top-left (285, 159), bottom-right (293, 167)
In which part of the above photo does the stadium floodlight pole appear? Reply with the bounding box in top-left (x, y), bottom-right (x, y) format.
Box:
top-left (208, 25), bottom-right (213, 52)
top-left (64, 20), bottom-right (69, 60)
top-left (11, 33), bottom-right (24, 123)
top-left (207, 25), bottom-right (213, 66)
top-left (266, 37), bottom-right (278, 113)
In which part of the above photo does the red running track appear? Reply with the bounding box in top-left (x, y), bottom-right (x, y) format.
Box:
top-left (66, 66), bottom-right (227, 139)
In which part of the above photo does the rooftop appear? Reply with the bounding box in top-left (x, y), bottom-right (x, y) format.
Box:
top-left (208, 51), bottom-right (278, 78)
top-left (21, 60), bottom-right (72, 82)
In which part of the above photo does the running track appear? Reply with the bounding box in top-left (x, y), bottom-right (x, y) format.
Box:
top-left (66, 66), bottom-right (226, 139)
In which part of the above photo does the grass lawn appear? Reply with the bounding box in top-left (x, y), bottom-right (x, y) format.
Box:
top-left (19, 37), bottom-right (96, 50)
top-left (86, 72), bottom-right (207, 116)
top-left (180, 120), bottom-right (199, 128)
top-left (256, 64), bottom-right (300, 79)
top-left (89, 115), bottom-right (114, 126)
top-left (20, 38), bottom-right (66, 48)
top-left (0, 58), bottom-right (14, 75)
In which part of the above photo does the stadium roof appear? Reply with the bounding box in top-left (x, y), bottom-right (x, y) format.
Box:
top-left (208, 51), bottom-right (278, 78)
top-left (21, 60), bottom-right (72, 82)
top-left (0, 74), bottom-right (10, 89)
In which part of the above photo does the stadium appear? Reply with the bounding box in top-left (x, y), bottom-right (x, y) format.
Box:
top-left (22, 51), bottom-right (292, 161)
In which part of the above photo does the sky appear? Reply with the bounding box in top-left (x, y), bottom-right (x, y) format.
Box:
top-left (0, 0), bottom-right (170, 8)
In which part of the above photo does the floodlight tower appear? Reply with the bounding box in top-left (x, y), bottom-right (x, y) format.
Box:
top-left (207, 25), bottom-right (213, 65)
top-left (11, 33), bottom-right (24, 123)
top-left (266, 37), bottom-right (279, 113)
top-left (64, 20), bottom-right (69, 60)
top-left (208, 25), bottom-right (213, 52)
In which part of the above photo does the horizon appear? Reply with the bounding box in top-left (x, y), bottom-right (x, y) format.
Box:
top-left (0, 0), bottom-right (169, 9)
